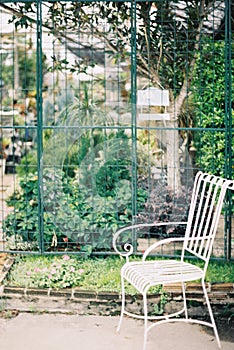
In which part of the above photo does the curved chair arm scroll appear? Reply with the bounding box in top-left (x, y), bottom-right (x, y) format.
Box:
top-left (113, 221), bottom-right (187, 262)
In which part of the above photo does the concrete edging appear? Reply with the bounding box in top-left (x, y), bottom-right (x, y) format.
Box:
top-left (0, 282), bottom-right (234, 318)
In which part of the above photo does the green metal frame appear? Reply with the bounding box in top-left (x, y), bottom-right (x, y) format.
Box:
top-left (0, 0), bottom-right (233, 258)
top-left (224, 0), bottom-right (233, 260)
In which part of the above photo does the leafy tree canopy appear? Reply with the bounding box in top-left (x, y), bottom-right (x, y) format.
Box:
top-left (1, 1), bottom-right (227, 112)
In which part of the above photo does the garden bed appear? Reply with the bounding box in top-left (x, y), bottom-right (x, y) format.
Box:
top-left (0, 253), bottom-right (233, 322)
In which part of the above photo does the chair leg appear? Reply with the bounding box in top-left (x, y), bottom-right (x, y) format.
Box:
top-left (143, 292), bottom-right (148, 350)
top-left (182, 282), bottom-right (188, 320)
top-left (117, 274), bottom-right (125, 333)
top-left (202, 280), bottom-right (221, 348)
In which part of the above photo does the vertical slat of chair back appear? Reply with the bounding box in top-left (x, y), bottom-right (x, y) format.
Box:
top-left (183, 172), bottom-right (229, 264)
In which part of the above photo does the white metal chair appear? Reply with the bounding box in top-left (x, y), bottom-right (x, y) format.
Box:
top-left (113, 171), bottom-right (234, 350)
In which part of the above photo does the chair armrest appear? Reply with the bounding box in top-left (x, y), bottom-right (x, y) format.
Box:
top-left (142, 236), bottom-right (186, 260)
top-left (113, 222), bottom-right (187, 262)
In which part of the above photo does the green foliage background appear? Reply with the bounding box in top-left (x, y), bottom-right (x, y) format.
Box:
top-left (192, 39), bottom-right (234, 176)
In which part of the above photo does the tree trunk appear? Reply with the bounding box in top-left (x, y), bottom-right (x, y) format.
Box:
top-left (166, 119), bottom-right (181, 193)
top-left (166, 90), bottom-right (188, 193)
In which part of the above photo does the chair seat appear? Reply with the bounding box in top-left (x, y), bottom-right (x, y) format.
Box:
top-left (122, 260), bottom-right (203, 294)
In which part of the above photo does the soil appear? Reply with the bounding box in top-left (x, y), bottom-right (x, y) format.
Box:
top-left (0, 253), bottom-right (8, 266)
top-left (203, 317), bottom-right (234, 343)
top-left (0, 310), bottom-right (19, 319)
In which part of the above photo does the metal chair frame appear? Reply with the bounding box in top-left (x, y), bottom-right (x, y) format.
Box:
top-left (113, 172), bottom-right (234, 350)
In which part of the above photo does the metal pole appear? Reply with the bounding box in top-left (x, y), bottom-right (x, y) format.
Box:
top-left (224, 0), bottom-right (233, 260)
top-left (131, 0), bottom-right (138, 249)
top-left (36, 0), bottom-right (44, 253)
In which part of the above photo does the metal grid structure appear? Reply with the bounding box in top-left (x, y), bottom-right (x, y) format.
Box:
top-left (0, 0), bottom-right (233, 259)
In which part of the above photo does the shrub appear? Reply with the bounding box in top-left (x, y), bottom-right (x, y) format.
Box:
top-left (192, 39), bottom-right (234, 176)
top-left (3, 99), bottom-right (161, 253)
top-left (4, 166), bottom-right (148, 253)
top-left (136, 178), bottom-right (192, 238)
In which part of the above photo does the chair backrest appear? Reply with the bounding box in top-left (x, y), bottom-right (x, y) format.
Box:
top-left (182, 171), bottom-right (233, 267)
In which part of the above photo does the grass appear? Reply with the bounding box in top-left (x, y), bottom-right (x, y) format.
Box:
top-left (5, 254), bottom-right (128, 292)
top-left (4, 254), bottom-right (234, 294)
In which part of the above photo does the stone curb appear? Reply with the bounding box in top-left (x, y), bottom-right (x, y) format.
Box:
top-left (1, 282), bottom-right (234, 301)
top-left (0, 283), bottom-right (234, 318)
